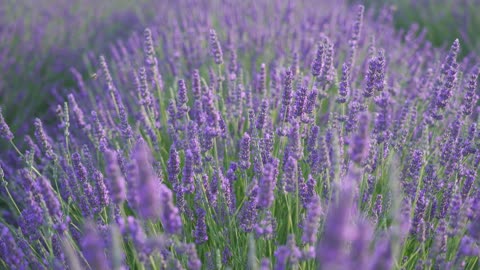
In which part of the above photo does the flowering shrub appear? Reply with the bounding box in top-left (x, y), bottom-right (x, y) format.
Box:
top-left (0, 1), bottom-right (479, 269)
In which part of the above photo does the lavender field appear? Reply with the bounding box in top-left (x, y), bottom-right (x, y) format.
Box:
top-left (1, 0), bottom-right (479, 269)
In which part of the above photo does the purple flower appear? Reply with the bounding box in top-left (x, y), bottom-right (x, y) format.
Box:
top-left (187, 121), bottom-right (203, 170)
top-left (194, 207), bottom-right (208, 244)
top-left (254, 211), bottom-right (276, 239)
top-left (349, 113), bottom-right (370, 165)
top-left (337, 63), bottom-right (350, 103)
top-left (457, 235), bottom-right (480, 257)
top-left (321, 37), bottom-right (335, 85)
top-left (228, 47), bottom-right (238, 79)
top-left (104, 150), bottom-right (126, 205)
top-left (209, 29), bottom-right (223, 65)
top-left (92, 169), bottom-right (110, 209)
top-left (177, 79), bottom-right (189, 118)
top-left (159, 184), bottom-right (182, 234)
top-left (258, 63), bottom-right (266, 94)
top-left (440, 39), bottom-right (460, 76)
top-left (349, 219), bottom-right (373, 268)
top-left (280, 69), bottom-right (294, 122)
top-left (143, 28), bottom-right (161, 88)
top-left (127, 216), bottom-right (147, 261)
top-left (306, 125), bottom-right (319, 154)
top-left (222, 165), bottom-right (237, 213)
top-left (99, 55), bottom-right (114, 90)
top-left (461, 169), bottom-right (475, 200)
top-left (184, 244), bottom-right (202, 270)
top-left (19, 193), bottom-right (44, 241)
top-left (301, 195), bottom-right (322, 245)
top-left (67, 94), bottom-right (88, 131)
top-left (346, 5), bottom-right (365, 70)
top-left (284, 120), bottom-right (302, 162)
top-left (192, 69), bottom-right (202, 100)
top-left (206, 173), bottom-right (218, 208)
top-left (468, 211), bottom-right (480, 241)
top-left (258, 162), bottom-right (276, 209)
top-left (311, 42), bottom-right (324, 77)
top-left (37, 176), bottom-right (62, 220)
top-left (406, 149), bottom-right (424, 196)
top-left (261, 128), bottom-right (275, 164)
top-left (34, 118), bottom-right (56, 160)
top-left (81, 222), bottom-right (109, 270)
top-left (0, 224), bottom-right (28, 269)
top-left (239, 133), bottom-right (251, 170)
top-left (436, 40), bottom-right (460, 110)
top-left (345, 100), bottom-right (361, 134)
top-left (300, 174), bottom-right (316, 208)
top-left (411, 189), bottom-right (427, 237)
top-left (373, 91), bottom-right (391, 142)
top-left (282, 156), bottom-right (297, 194)
top-left (167, 145), bottom-right (180, 187)
top-left (462, 66), bottom-right (479, 116)
top-left (274, 235), bottom-right (301, 270)
top-left (72, 152), bottom-right (96, 216)
top-left (118, 105), bottom-right (133, 139)
top-left (274, 246), bottom-right (290, 270)
top-left (293, 86), bottom-right (307, 118)
top-left (132, 140), bottom-right (162, 220)
top-left (239, 180), bottom-right (258, 232)
top-left (260, 258), bottom-right (271, 270)
top-left (0, 107), bottom-right (13, 140)
top-left (24, 135), bottom-right (41, 158)
top-left (137, 66), bottom-right (153, 108)
top-left (303, 89), bottom-right (318, 118)
top-left (182, 149), bottom-right (195, 194)
top-left (256, 99), bottom-right (269, 131)
top-left (316, 180), bottom-right (355, 268)
top-left (374, 49), bottom-right (386, 93)
top-left (368, 238), bottom-right (393, 270)
top-left (364, 55), bottom-right (377, 98)
top-left (374, 194), bottom-right (383, 222)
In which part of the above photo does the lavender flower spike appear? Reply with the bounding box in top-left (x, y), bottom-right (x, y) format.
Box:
top-left (301, 195), bottom-right (322, 245)
top-left (258, 163), bottom-right (276, 209)
top-left (0, 107), bottom-right (14, 140)
top-left (349, 113), bottom-right (370, 165)
top-left (81, 222), bottom-right (109, 270)
top-left (159, 184), bottom-right (182, 234)
top-left (462, 66), bottom-right (479, 116)
top-left (311, 41), bottom-right (324, 77)
top-left (104, 149), bottom-right (127, 205)
top-left (209, 29), bottom-right (224, 65)
top-left (194, 207), bottom-right (208, 244)
top-left (34, 118), bottom-right (56, 160)
top-left (132, 140), bottom-right (162, 220)
top-left (0, 224), bottom-right (27, 268)
top-left (239, 132), bottom-right (251, 170)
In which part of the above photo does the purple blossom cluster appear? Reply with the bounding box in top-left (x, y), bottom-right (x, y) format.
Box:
top-left (0, 1), bottom-right (480, 269)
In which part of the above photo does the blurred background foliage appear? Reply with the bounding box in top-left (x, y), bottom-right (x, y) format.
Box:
top-left (363, 0), bottom-right (480, 57)
top-left (0, 0), bottom-right (156, 134)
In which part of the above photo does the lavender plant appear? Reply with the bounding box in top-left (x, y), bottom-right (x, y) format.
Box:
top-left (0, 1), bottom-right (479, 269)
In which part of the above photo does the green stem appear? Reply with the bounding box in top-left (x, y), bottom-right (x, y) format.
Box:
top-left (2, 181), bottom-right (21, 215)
top-left (10, 140), bottom-right (43, 177)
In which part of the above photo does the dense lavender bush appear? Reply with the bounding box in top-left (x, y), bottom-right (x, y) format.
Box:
top-left (1, 0), bottom-right (479, 269)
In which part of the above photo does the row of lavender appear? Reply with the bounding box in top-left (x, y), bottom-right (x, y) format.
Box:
top-left (1, 1), bottom-right (479, 269)
top-left (0, 0), bottom-right (161, 135)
